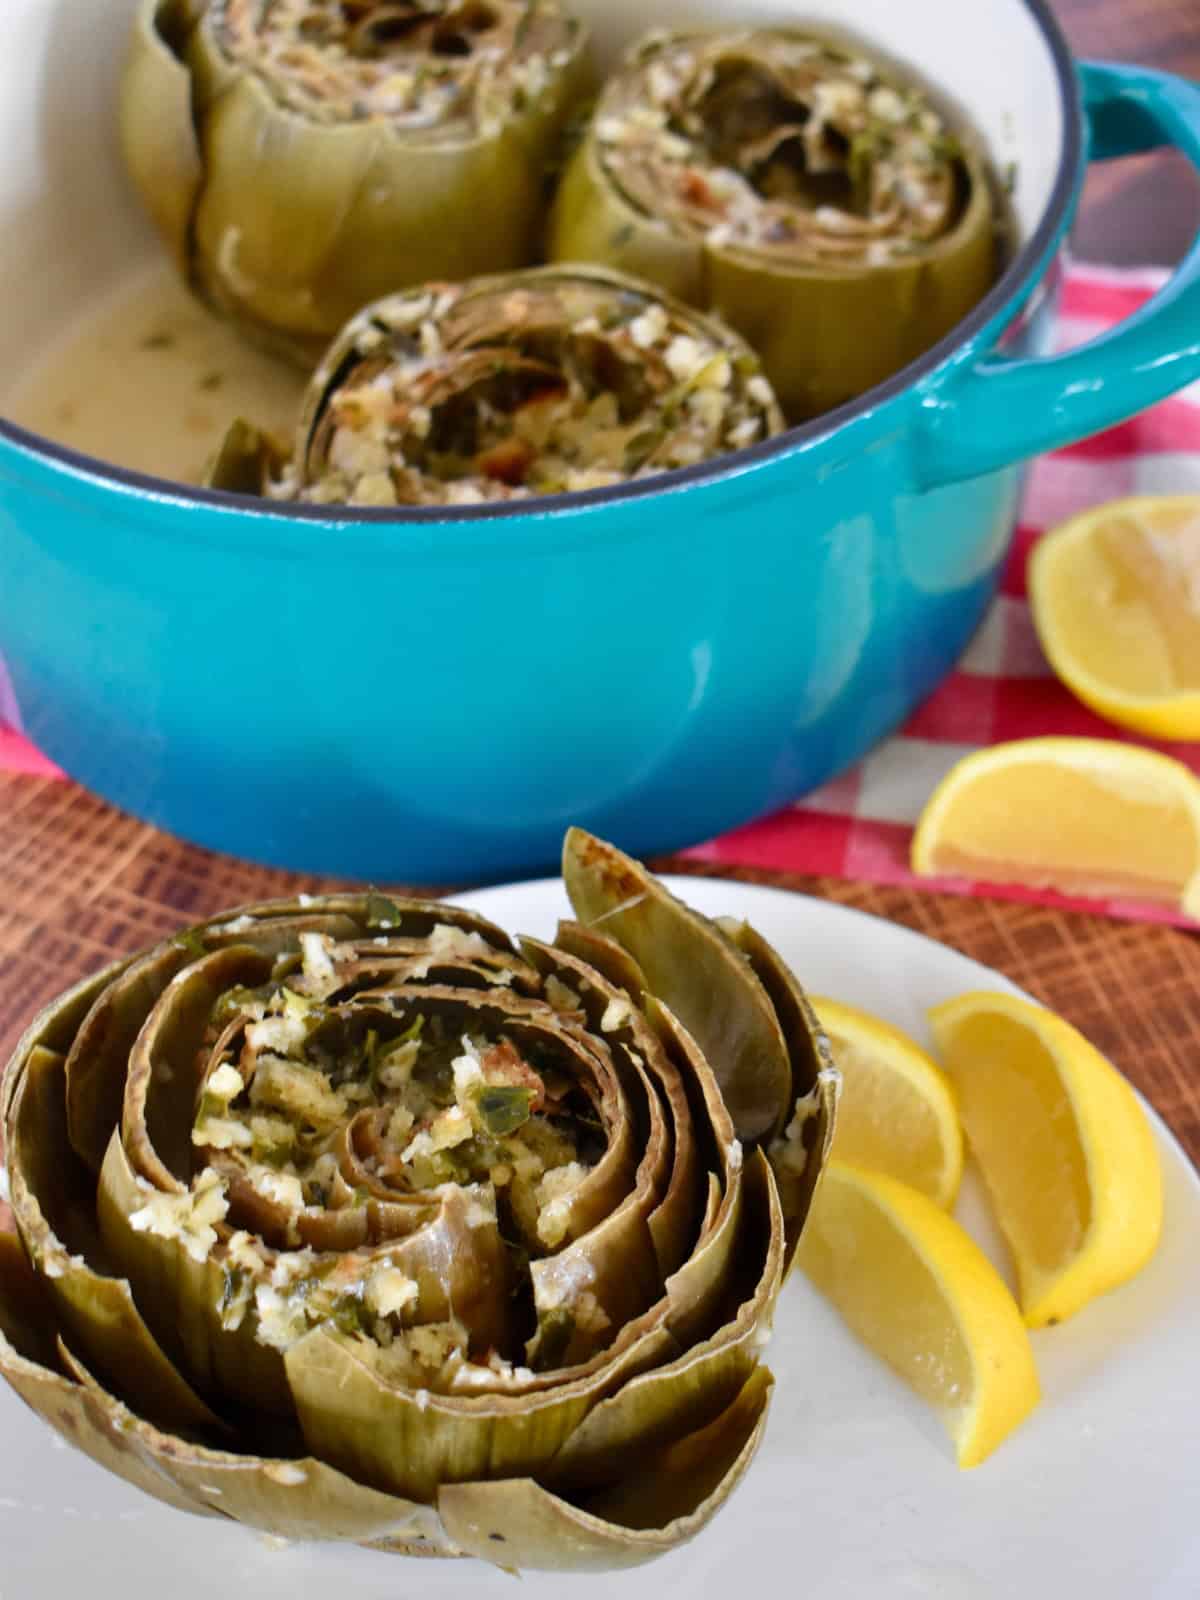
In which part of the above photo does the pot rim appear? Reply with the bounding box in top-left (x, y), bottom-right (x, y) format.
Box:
top-left (0, 0), bottom-right (1082, 528)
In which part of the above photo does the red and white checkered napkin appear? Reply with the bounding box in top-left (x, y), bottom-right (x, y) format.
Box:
top-left (3, 264), bottom-right (1199, 921)
top-left (685, 263), bottom-right (1200, 926)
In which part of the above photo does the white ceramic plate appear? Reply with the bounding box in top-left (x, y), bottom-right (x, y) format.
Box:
top-left (1, 879), bottom-right (1197, 1596)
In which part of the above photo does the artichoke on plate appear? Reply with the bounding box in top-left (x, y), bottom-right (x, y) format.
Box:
top-left (120, 0), bottom-right (592, 358)
top-left (0, 831), bottom-right (836, 1571)
top-left (548, 28), bottom-right (998, 420)
top-left (206, 265), bottom-right (784, 505)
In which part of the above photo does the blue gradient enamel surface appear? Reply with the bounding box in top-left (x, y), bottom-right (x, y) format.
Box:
top-left (3, 60), bottom-right (1200, 883)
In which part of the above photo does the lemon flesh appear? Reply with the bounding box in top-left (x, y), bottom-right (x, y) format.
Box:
top-left (1030, 495), bottom-right (1200, 738)
top-left (910, 736), bottom-right (1200, 915)
top-left (811, 998), bottom-right (963, 1208)
top-left (800, 1161), bottom-right (1040, 1467)
top-left (929, 991), bottom-right (1163, 1328)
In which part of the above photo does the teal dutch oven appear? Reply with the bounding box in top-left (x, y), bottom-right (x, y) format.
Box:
top-left (3, 0), bottom-right (1200, 882)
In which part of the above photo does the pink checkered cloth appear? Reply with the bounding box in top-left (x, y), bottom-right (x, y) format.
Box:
top-left (3, 264), bottom-right (1198, 922)
top-left (687, 263), bottom-right (1200, 925)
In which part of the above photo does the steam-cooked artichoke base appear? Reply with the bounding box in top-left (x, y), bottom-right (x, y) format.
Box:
top-left (0, 845), bottom-right (838, 1569)
top-left (277, 270), bottom-right (782, 506)
top-left (592, 32), bottom-right (972, 265)
top-left (121, 0), bottom-right (592, 352)
top-left (214, 0), bottom-right (577, 129)
top-left (547, 29), bottom-right (997, 421)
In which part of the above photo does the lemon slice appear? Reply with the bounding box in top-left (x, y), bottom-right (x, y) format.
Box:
top-left (910, 736), bottom-right (1200, 915)
top-left (811, 997), bottom-right (963, 1207)
top-left (1029, 495), bottom-right (1200, 739)
top-left (928, 991), bottom-right (1163, 1328)
top-left (800, 1161), bottom-right (1040, 1467)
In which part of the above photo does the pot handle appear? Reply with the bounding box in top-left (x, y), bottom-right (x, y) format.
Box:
top-left (914, 60), bottom-right (1200, 489)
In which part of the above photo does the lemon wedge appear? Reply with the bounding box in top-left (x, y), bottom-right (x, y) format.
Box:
top-left (800, 1161), bottom-right (1040, 1467)
top-left (1029, 495), bottom-right (1200, 739)
top-left (928, 991), bottom-right (1163, 1328)
top-left (910, 736), bottom-right (1200, 915)
top-left (811, 997), bottom-right (963, 1207)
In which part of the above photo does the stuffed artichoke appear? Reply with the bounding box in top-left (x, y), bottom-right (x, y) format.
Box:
top-left (548, 28), bottom-right (998, 420)
top-left (207, 265), bottom-right (784, 505)
top-left (120, 0), bottom-right (592, 357)
top-left (0, 831), bottom-right (836, 1570)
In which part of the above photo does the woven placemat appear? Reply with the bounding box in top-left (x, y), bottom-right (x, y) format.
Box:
top-left (2, 771), bottom-right (1197, 1164)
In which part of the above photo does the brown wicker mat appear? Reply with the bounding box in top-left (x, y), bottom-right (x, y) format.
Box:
top-left (2, 771), bottom-right (1197, 1166)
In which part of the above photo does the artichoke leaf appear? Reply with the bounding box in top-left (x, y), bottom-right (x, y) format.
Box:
top-left (327, 44), bottom-right (592, 300)
top-left (312, 896), bottom-right (519, 949)
top-left (547, 922), bottom-right (648, 1009)
top-left (529, 1201), bottom-right (661, 1369)
top-left (105, 893), bottom-right (494, 961)
top-left (97, 1130), bottom-right (294, 1417)
top-left (543, 1309), bottom-right (757, 1494)
top-left (716, 918), bottom-right (840, 1270)
top-left (309, 112), bottom-right (559, 320)
top-left (203, 908), bottom-right (361, 943)
top-left (220, 1176), bottom-right (373, 1256)
top-left (190, 67), bottom-right (382, 350)
top-left (545, 1152), bottom-right (781, 1491)
top-left (640, 1032), bottom-right (704, 1282)
top-left (283, 1314), bottom-right (672, 1505)
top-left (408, 1290), bottom-right (688, 1405)
top-left (203, 417), bottom-right (284, 495)
top-left (696, 1171), bottom-right (723, 1238)
top-left (662, 1167), bottom-right (746, 1355)
top-left (119, 0), bottom-right (204, 277)
top-left (437, 1366), bottom-right (773, 1572)
top-left (55, 1338), bottom-right (459, 1550)
top-left (340, 932), bottom-right (540, 995)
top-left (526, 1023), bottom-right (670, 1362)
top-left (325, 1114), bottom-right (441, 1218)
top-left (641, 992), bottom-right (738, 1168)
top-left (0, 1230), bottom-right (64, 1373)
top-left (360, 1186), bottom-right (514, 1356)
top-left (531, 946), bottom-right (701, 1281)
top-left (705, 228), bottom-right (995, 422)
top-left (548, 145), bottom-right (706, 306)
top-left (347, 981), bottom-right (556, 1030)
top-left (198, 895), bottom-right (509, 944)
top-left (123, 944), bottom-right (274, 1186)
top-left (9, 1047), bottom-right (225, 1436)
top-left (516, 1102), bottom-right (639, 1263)
top-left (0, 1234), bottom-right (215, 1520)
top-left (64, 939), bottom-right (197, 1174)
top-left (562, 828), bottom-right (792, 1143)
top-left (1, 964), bottom-right (129, 1134)
top-left (519, 937), bottom-right (687, 1255)
top-left (580, 1363), bottom-right (772, 1528)
top-left (496, 980), bottom-right (668, 1364)
top-left (638, 995), bottom-right (755, 1345)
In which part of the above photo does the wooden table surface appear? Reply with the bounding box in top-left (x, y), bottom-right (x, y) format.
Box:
top-left (1056, 0), bottom-right (1200, 264)
top-left (2, 0), bottom-right (1200, 1173)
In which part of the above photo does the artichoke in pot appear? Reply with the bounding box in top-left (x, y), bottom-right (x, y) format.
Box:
top-left (120, 0), bottom-right (592, 358)
top-left (548, 29), bottom-right (998, 421)
top-left (206, 265), bottom-right (784, 504)
top-left (0, 832), bottom-right (837, 1570)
